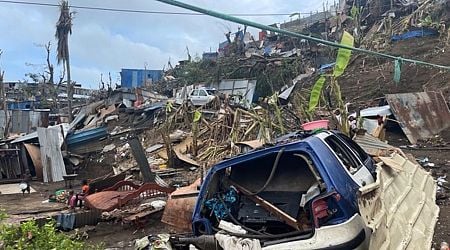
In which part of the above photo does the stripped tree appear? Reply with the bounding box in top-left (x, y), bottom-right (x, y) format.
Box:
top-left (0, 49), bottom-right (7, 139)
top-left (55, 0), bottom-right (74, 121)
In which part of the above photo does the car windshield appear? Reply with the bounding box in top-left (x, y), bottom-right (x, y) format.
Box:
top-left (206, 89), bottom-right (216, 95)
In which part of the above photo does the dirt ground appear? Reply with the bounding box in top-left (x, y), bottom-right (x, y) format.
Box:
top-left (0, 181), bottom-right (68, 224)
top-left (339, 37), bottom-right (450, 107)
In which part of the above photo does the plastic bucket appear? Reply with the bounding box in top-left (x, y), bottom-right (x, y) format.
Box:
top-left (301, 120), bottom-right (329, 130)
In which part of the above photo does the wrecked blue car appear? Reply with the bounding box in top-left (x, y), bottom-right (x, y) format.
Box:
top-left (189, 131), bottom-right (375, 249)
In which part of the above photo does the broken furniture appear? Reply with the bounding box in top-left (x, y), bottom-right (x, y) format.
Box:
top-left (84, 180), bottom-right (174, 212)
top-left (87, 172), bottom-right (126, 195)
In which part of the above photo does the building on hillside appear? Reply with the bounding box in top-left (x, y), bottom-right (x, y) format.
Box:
top-left (120, 69), bottom-right (163, 89)
top-left (202, 52), bottom-right (218, 61)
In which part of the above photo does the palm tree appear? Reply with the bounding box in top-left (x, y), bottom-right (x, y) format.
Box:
top-left (55, 0), bottom-right (74, 121)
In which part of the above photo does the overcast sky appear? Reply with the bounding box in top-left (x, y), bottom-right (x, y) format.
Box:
top-left (0, 0), bottom-right (327, 89)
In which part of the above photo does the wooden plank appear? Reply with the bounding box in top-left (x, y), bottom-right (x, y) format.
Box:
top-left (230, 180), bottom-right (299, 230)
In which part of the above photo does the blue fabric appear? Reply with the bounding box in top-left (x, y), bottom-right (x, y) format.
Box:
top-left (391, 28), bottom-right (438, 41)
top-left (57, 213), bottom-right (75, 230)
top-left (204, 187), bottom-right (238, 220)
top-left (236, 30), bottom-right (244, 41)
top-left (319, 62), bottom-right (336, 73)
top-left (264, 46), bottom-right (272, 56)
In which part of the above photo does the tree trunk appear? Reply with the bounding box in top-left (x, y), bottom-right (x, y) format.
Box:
top-left (0, 71), bottom-right (8, 138)
top-left (65, 44), bottom-right (73, 122)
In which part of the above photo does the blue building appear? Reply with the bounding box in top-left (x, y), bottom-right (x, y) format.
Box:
top-left (120, 69), bottom-right (163, 89)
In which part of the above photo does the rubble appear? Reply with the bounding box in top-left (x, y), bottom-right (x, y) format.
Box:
top-left (0, 0), bottom-right (449, 248)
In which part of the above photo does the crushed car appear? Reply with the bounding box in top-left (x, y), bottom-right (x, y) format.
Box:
top-left (172, 130), bottom-right (377, 249)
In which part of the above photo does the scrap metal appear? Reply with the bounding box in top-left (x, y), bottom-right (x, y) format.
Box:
top-left (358, 153), bottom-right (439, 250)
top-left (385, 91), bottom-right (450, 144)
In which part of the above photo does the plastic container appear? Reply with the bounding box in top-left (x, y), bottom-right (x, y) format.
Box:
top-left (301, 120), bottom-right (329, 130)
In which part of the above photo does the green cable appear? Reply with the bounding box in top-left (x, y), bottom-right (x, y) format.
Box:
top-left (156, 0), bottom-right (450, 71)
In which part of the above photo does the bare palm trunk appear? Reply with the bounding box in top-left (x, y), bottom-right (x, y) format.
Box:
top-left (65, 46), bottom-right (73, 122)
top-left (1, 70), bottom-right (8, 139)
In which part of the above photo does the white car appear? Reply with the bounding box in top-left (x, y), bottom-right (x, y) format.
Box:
top-left (188, 88), bottom-right (217, 106)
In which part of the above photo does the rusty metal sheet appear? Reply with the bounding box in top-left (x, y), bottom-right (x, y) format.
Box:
top-left (358, 153), bottom-right (439, 250)
top-left (85, 190), bottom-right (132, 211)
top-left (162, 179), bottom-right (200, 232)
top-left (24, 143), bottom-right (43, 181)
top-left (385, 91), bottom-right (450, 144)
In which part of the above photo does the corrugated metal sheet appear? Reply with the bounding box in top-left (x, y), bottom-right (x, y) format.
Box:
top-left (24, 144), bottom-right (43, 181)
top-left (67, 126), bottom-right (107, 146)
top-left (11, 110), bottom-right (30, 134)
top-left (354, 133), bottom-right (396, 156)
top-left (0, 110), bottom-right (50, 135)
top-left (120, 69), bottom-right (163, 88)
top-left (37, 127), bottom-right (66, 182)
top-left (211, 79), bottom-right (257, 107)
top-left (359, 153), bottom-right (439, 250)
top-left (386, 91), bottom-right (450, 144)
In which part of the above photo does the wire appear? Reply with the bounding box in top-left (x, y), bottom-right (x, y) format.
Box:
top-left (246, 148), bottom-right (285, 196)
top-left (0, 0), bottom-right (322, 17)
top-left (156, 0), bottom-right (450, 71)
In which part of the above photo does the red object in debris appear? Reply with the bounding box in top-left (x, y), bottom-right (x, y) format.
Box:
top-left (301, 120), bottom-right (329, 130)
top-left (312, 198), bottom-right (329, 227)
top-left (259, 31), bottom-right (267, 41)
top-left (162, 179), bottom-right (201, 232)
top-left (84, 181), bottom-right (174, 212)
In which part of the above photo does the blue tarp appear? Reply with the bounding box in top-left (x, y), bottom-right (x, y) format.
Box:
top-left (319, 62), bottom-right (336, 73)
top-left (391, 28), bottom-right (438, 41)
top-left (66, 126), bottom-right (107, 148)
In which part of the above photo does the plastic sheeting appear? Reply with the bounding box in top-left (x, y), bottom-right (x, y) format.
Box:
top-left (391, 28), bottom-right (438, 41)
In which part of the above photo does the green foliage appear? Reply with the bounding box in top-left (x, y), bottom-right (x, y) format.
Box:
top-left (308, 76), bottom-right (326, 112)
top-left (0, 210), bottom-right (98, 250)
top-left (333, 31), bottom-right (354, 78)
top-left (420, 15), bottom-right (439, 28)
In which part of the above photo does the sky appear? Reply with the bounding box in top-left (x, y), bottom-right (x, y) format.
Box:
top-left (0, 0), bottom-right (327, 89)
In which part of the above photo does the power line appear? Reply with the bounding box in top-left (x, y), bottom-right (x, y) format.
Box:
top-left (0, 0), bottom-right (322, 17)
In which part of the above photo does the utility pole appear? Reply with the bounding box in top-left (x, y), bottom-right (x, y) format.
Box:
top-left (323, 2), bottom-right (328, 41)
top-left (144, 62), bottom-right (148, 87)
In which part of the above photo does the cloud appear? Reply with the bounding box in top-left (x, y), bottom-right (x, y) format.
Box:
top-left (0, 0), bottom-right (327, 88)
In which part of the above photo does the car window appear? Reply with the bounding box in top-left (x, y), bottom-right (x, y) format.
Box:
top-left (206, 90), bottom-right (216, 95)
top-left (324, 136), bottom-right (362, 174)
top-left (198, 90), bottom-right (207, 96)
top-left (191, 90), bottom-right (199, 96)
top-left (335, 133), bottom-right (368, 162)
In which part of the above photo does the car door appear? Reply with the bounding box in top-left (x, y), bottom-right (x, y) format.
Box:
top-left (197, 89), bottom-right (208, 105)
top-left (189, 90), bottom-right (200, 106)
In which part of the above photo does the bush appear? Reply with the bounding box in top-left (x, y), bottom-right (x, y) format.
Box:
top-left (0, 210), bottom-right (99, 250)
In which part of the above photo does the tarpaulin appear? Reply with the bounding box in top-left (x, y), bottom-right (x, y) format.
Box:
top-left (391, 28), bottom-right (438, 41)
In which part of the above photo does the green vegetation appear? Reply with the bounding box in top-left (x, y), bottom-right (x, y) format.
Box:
top-left (0, 210), bottom-right (100, 250)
